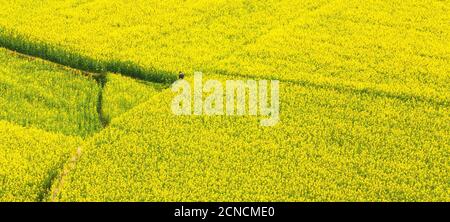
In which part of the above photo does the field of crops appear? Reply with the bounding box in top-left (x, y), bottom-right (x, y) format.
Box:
top-left (0, 120), bottom-right (80, 201)
top-left (53, 75), bottom-right (449, 201)
top-left (0, 0), bottom-right (448, 201)
top-left (0, 47), bottom-right (102, 137)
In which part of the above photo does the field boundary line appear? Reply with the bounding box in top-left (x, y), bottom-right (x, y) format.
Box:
top-left (48, 147), bottom-right (83, 202)
top-left (0, 27), bottom-right (176, 84)
top-left (2, 46), bottom-right (102, 79)
top-left (211, 69), bottom-right (449, 108)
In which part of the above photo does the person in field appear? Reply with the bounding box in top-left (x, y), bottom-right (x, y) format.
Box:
top-left (179, 71), bottom-right (185, 79)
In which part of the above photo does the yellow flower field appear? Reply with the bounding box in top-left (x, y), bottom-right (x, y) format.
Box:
top-left (0, 121), bottom-right (80, 201)
top-left (0, 0), bottom-right (448, 201)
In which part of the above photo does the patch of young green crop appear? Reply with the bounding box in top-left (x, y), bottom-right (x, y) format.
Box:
top-left (54, 74), bottom-right (449, 201)
top-left (0, 121), bottom-right (81, 202)
top-left (102, 73), bottom-right (167, 123)
top-left (0, 48), bottom-right (101, 137)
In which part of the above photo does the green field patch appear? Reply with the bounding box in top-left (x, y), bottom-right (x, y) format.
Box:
top-left (102, 73), bottom-right (167, 123)
top-left (0, 47), bottom-right (101, 137)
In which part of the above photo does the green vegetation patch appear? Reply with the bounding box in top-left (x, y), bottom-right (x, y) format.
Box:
top-left (102, 73), bottom-right (167, 123)
top-left (0, 48), bottom-right (101, 137)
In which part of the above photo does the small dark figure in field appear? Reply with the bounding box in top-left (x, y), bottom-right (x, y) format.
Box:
top-left (179, 71), bottom-right (185, 79)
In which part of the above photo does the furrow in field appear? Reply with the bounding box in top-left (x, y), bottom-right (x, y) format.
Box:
top-left (211, 69), bottom-right (449, 108)
top-left (0, 121), bottom-right (81, 202)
